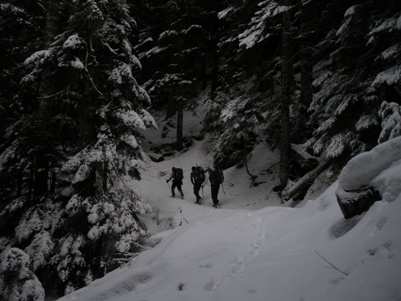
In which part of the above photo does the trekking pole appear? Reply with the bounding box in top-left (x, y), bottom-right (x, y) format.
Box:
top-left (221, 183), bottom-right (226, 195)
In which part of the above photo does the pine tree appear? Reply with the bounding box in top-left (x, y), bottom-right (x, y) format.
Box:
top-left (305, 0), bottom-right (401, 174)
top-left (1, 0), bottom-right (156, 295)
top-left (133, 0), bottom-right (212, 150)
top-left (0, 248), bottom-right (45, 301)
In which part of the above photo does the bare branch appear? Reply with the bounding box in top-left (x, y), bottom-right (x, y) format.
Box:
top-left (315, 250), bottom-right (348, 276)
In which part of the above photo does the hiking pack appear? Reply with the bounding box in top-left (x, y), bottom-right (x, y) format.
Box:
top-left (195, 166), bottom-right (205, 183)
top-left (175, 168), bottom-right (184, 180)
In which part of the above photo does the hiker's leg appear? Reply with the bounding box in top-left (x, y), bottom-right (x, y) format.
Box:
top-left (177, 183), bottom-right (184, 197)
top-left (171, 181), bottom-right (176, 196)
top-left (211, 185), bottom-right (218, 205)
top-left (194, 183), bottom-right (201, 202)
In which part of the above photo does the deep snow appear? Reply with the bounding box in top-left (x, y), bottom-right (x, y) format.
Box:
top-left (56, 123), bottom-right (401, 301)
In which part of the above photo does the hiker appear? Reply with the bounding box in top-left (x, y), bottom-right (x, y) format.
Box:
top-left (207, 167), bottom-right (224, 208)
top-left (166, 167), bottom-right (184, 199)
top-left (190, 166), bottom-right (206, 204)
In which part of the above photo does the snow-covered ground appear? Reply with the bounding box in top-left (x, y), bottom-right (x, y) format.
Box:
top-left (56, 124), bottom-right (401, 301)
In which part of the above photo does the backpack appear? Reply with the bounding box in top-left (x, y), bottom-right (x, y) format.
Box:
top-left (175, 168), bottom-right (184, 180)
top-left (195, 166), bottom-right (205, 183)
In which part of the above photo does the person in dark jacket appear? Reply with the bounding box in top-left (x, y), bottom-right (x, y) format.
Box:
top-left (207, 167), bottom-right (223, 207)
top-left (166, 167), bottom-right (184, 198)
top-left (191, 166), bottom-right (206, 204)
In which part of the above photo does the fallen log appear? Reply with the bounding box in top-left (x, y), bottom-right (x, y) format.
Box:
top-left (148, 153), bottom-right (164, 162)
top-left (288, 145), bottom-right (319, 180)
top-left (282, 159), bottom-right (331, 202)
top-left (336, 186), bottom-right (381, 219)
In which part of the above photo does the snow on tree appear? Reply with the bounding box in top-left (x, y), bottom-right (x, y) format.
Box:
top-left (303, 1), bottom-right (401, 174)
top-left (1, 0), bottom-right (157, 296)
top-left (378, 101), bottom-right (401, 143)
top-left (213, 94), bottom-right (261, 169)
top-left (0, 247), bottom-right (45, 301)
top-left (1, 0), bottom-right (401, 296)
top-left (238, 1), bottom-right (289, 49)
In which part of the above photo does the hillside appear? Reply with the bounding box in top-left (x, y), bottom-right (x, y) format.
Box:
top-left (55, 136), bottom-right (401, 301)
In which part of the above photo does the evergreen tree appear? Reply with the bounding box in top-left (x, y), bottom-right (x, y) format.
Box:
top-left (210, 0), bottom-right (295, 171)
top-left (0, 1), bottom-right (45, 203)
top-left (1, 0), bottom-right (156, 296)
top-left (1, 0), bottom-right (401, 295)
top-left (305, 0), bottom-right (401, 174)
top-left (133, 0), bottom-right (214, 150)
top-left (0, 247), bottom-right (45, 301)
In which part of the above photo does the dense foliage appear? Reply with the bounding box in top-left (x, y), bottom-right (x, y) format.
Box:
top-left (1, 0), bottom-right (400, 299)
top-left (203, 0), bottom-right (401, 176)
top-left (1, 0), bottom-right (155, 298)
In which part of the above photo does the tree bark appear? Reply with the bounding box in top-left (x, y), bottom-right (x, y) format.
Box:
top-left (39, 0), bottom-right (61, 113)
top-left (210, 11), bottom-right (220, 101)
top-left (282, 159), bottom-right (331, 202)
top-left (103, 161), bottom-right (108, 192)
top-left (279, 4), bottom-right (293, 189)
top-left (337, 187), bottom-right (381, 219)
top-left (299, 0), bottom-right (316, 110)
top-left (176, 101), bottom-right (184, 150)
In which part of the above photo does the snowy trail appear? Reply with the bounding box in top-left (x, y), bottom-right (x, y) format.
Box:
top-left (133, 140), bottom-right (243, 234)
top-left (203, 211), bottom-right (268, 293)
top-left (57, 137), bottom-right (401, 301)
top-left (131, 141), bottom-right (277, 292)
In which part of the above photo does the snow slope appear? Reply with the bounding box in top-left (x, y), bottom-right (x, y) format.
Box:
top-left (56, 135), bottom-right (401, 301)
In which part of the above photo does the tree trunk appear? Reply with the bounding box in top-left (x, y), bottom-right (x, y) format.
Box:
top-left (39, 0), bottom-right (61, 113)
top-left (33, 0), bottom-right (61, 200)
top-left (103, 160), bottom-right (108, 192)
top-left (50, 169), bottom-right (56, 194)
top-left (279, 4), bottom-right (294, 189)
top-left (176, 101), bottom-right (184, 150)
top-left (210, 11), bottom-right (220, 101)
top-left (337, 187), bottom-right (381, 219)
top-left (282, 159), bottom-right (331, 202)
top-left (297, 0), bottom-right (316, 141)
top-left (299, 0), bottom-right (316, 110)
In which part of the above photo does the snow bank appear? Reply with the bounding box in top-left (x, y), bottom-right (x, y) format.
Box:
top-left (338, 136), bottom-right (401, 191)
